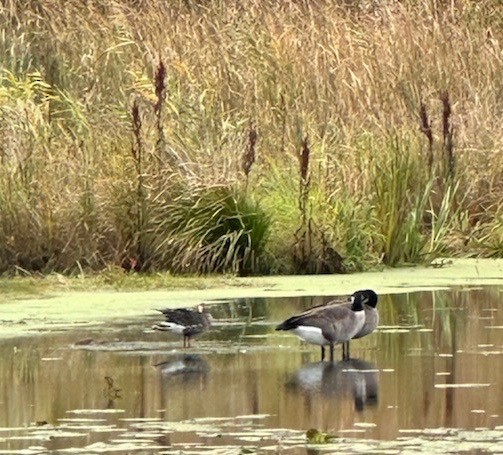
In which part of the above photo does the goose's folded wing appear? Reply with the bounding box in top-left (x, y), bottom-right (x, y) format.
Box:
top-left (160, 308), bottom-right (199, 325)
top-left (276, 298), bottom-right (349, 330)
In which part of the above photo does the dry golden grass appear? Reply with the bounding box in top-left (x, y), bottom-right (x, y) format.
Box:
top-left (0, 0), bottom-right (501, 274)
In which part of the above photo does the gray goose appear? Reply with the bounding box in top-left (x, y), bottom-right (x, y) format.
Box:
top-left (153, 304), bottom-right (212, 348)
top-left (342, 289), bottom-right (379, 359)
top-left (275, 291), bottom-right (366, 361)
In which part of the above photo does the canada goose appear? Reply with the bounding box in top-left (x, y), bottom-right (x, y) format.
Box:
top-left (342, 289), bottom-right (379, 359)
top-left (153, 304), bottom-right (212, 348)
top-left (275, 292), bottom-right (366, 361)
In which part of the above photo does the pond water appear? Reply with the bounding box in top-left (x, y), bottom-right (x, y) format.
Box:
top-left (0, 287), bottom-right (502, 454)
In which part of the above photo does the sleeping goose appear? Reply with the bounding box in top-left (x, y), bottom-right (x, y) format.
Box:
top-left (275, 291), bottom-right (366, 361)
top-left (153, 304), bottom-right (212, 348)
top-left (342, 289), bottom-right (379, 359)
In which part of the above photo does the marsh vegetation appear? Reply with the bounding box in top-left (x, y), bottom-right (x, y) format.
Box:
top-left (0, 1), bottom-right (502, 275)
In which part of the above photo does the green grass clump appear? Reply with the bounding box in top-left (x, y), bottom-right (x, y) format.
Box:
top-left (151, 185), bottom-right (271, 275)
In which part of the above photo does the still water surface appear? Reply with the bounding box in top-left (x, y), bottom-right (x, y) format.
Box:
top-left (0, 288), bottom-right (502, 453)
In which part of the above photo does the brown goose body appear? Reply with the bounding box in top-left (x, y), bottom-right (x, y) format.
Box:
top-left (153, 304), bottom-right (212, 348)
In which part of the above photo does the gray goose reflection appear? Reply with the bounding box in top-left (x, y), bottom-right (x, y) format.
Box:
top-left (156, 354), bottom-right (210, 382)
top-left (287, 358), bottom-right (378, 411)
top-left (156, 355), bottom-right (210, 420)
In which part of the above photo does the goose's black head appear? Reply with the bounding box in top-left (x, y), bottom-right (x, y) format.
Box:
top-left (349, 294), bottom-right (364, 311)
top-left (351, 289), bottom-right (378, 309)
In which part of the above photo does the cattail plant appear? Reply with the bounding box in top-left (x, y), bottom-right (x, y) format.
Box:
top-left (440, 91), bottom-right (455, 179)
top-left (293, 134), bottom-right (312, 273)
top-left (299, 135), bottom-right (310, 185)
top-left (419, 101), bottom-right (434, 173)
top-left (131, 101), bottom-right (143, 176)
top-left (130, 99), bottom-right (146, 271)
top-left (154, 59), bottom-right (167, 165)
top-left (242, 121), bottom-right (257, 188)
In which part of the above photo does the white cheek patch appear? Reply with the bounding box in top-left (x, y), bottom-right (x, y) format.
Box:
top-left (154, 322), bottom-right (186, 335)
top-left (292, 326), bottom-right (328, 345)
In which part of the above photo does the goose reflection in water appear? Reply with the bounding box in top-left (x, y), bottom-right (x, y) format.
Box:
top-left (156, 354), bottom-right (210, 382)
top-left (287, 358), bottom-right (378, 411)
top-left (156, 354), bottom-right (210, 422)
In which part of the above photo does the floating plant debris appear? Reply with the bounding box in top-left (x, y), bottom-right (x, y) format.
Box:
top-left (66, 409), bottom-right (126, 414)
top-left (434, 383), bottom-right (491, 389)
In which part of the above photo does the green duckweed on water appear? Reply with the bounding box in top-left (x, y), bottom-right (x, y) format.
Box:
top-left (0, 258), bottom-right (502, 339)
